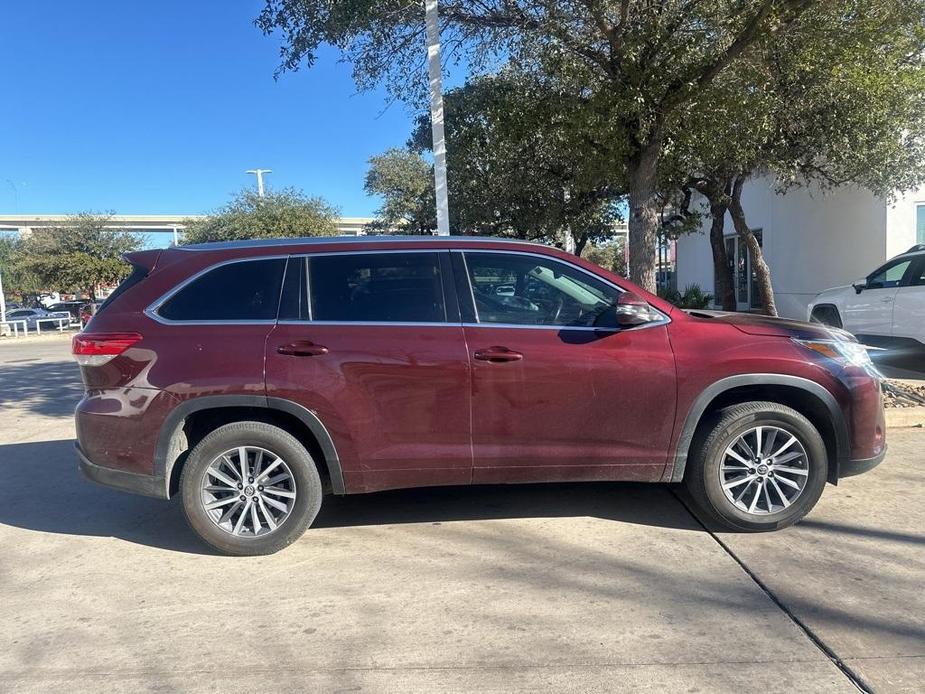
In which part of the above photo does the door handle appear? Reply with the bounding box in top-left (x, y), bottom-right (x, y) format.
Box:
top-left (277, 341), bottom-right (329, 357)
top-left (881, 297), bottom-right (894, 303)
top-left (473, 346), bottom-right (524, 363)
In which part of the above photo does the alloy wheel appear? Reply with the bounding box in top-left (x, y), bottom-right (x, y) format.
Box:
top-left (200, 446), bottom-right (297, 537)
top-left (719, 425), bottom-right (810, 515)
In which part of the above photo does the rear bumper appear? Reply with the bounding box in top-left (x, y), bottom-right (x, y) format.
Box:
top-left (77, 443), bottom-right (167, 499)
top-left (839, 445), bottom-right (887, 479)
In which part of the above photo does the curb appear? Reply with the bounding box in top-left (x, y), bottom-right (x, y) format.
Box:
top-left (885, 407), bottom-right (925, 429)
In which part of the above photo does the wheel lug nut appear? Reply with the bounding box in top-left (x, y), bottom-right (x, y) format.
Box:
top-left (248, 477), bottom-right (254, 484)
top-left (258, 485), bottom-right (264, 492)
top-left (237, 483), bottom-right (243, 490)
top-left (239, 495), bottom-right (245, 501)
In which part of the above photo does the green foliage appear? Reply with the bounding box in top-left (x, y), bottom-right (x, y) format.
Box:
top-left (0, 234), bottom-right (42, 299)
top-left (581, 239), bottom-right (626, 277)
top-left (658, 284), bottom-right (715, 310)
top-left (15, 213), bottom-right (142, 300)
top-left (408, 73), bottom-right (624, 250)
top-left (364, 148), bottom-right (436, 233)
top-left (183, 188), bottom-right (340, 244)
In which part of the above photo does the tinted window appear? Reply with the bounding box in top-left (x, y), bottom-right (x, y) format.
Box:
top-left (868, 258), bottom-right (912, 289)
top-left (158, 258), bottom-right (286, 321)
top-left (7, 310), bottom-right (31, 319)
top-left (278, 257), bottom-right (308, 321)
top-left (464, 252), bottom-right (623, 327)
top-left (908, 258), bottom-right (925, 287)
top-left (309, 252), bottom-right (446, 323)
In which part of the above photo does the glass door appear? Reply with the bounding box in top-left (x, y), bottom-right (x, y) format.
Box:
top-left (726, 231), bottom-right (763, 311)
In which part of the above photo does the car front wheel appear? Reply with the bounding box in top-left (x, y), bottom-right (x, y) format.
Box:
top-left (180, 421), bottom-right (323, 555)
top-left (684, 401), bottom-right (828, 532)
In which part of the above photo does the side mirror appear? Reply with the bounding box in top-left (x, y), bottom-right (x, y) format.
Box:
top-left (612, 291), bottom-right (661, 327)
top-left (852, 278), bottom-right (868, 294)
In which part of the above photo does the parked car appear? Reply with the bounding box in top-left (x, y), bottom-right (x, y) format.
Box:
top-left (79, 301), bottom-right (102, 328)
top-left (809, 244), bottom-right (925, 359)
top-left (74, 236), bottom-right (886, 555)
top-left (5, 307), bottom-right (72, 330)
top-left (47, 301), bottom-right (85, 323)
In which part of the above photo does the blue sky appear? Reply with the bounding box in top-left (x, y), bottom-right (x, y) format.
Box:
top-left (0, 1), bottom-right (430, 217)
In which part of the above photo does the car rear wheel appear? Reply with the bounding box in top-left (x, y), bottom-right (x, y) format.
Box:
top-left (180, 421), bottom-right (323, 555)
top-left (684, 402), bottom-right (828, 532)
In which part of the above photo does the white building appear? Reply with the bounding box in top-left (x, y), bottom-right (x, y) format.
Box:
top-left (675, 180), bottom-right (925, 319)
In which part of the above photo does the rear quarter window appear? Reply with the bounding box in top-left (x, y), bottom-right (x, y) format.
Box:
top-left (157, 258), bottom-right (286, 322)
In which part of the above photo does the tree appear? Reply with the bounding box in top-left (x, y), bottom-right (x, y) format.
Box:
top-left (0, 234), bottom-right (42, 301)
top-left (258, 0), bottom-right (814, 291)
top-left (183, 188), bottom-right (340, 244)
top-left (409, 74), bottom-right (624, 254)
top-left (667, 0), bottom-right (925, 315)
top-left (15, 213), bottom-right (143, 301)
top-left (365, 148), bottom-right (436, 233)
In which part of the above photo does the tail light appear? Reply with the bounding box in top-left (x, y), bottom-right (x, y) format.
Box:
top-left (72, 332), bottom-right (142, 366)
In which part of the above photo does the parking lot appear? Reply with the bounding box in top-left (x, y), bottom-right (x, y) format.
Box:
top-left (0, 335), bottom-right (922, 693)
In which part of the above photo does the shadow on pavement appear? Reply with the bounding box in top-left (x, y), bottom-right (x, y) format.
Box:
top-left (0, 359), bottom-right (84, 417)
top-left (0, 438), bottom-right (701, 555)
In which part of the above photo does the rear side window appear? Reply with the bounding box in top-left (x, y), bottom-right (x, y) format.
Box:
top-left (309, 252), bottom-right (446, 323)
top-left (157, 258), bottom-right (286, 322)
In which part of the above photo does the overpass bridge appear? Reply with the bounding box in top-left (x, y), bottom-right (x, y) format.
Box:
top-left (0, 214), bottom-right (376, 244)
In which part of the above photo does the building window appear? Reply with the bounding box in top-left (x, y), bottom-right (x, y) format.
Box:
top-left (917, 204), bottom-right (925, 245)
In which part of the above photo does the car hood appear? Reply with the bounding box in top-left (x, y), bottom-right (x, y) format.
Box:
top-left (813, 284), bottom-right (853, 302)
top-left (685, 310), bottom-right (855, 341)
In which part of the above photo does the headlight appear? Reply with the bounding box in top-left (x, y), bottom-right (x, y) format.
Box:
top-left (792, 338), bottom-right (881, 377)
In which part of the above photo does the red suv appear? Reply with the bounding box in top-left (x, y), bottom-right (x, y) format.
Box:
top-left (74, 237), bottom-right (886, 555)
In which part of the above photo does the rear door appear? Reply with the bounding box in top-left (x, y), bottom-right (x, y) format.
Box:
top-left (265, 250), bottom-right (472, 493)
top-left (459, 250), bottom-right (677, 484)
top-left (891, 256), bottom-right (925, 345)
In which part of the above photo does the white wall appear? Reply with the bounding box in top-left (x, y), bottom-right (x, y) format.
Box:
top-left (676, 178), bottom-right (888, 319)
top-left (885, 185), bottom-right (925, 257)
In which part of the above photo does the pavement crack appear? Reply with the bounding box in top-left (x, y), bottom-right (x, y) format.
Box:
top-left (670, 487), bottom-right (874, 694)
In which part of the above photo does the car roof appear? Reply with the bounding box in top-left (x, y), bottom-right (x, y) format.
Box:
top-left (176, 235), bottom-right (551, 252)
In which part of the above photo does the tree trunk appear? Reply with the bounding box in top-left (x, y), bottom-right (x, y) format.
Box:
top-left (627, 142), bottom-right (660, 293)
top-left (573, 231), bottom-right (589, 257)
top-left (708, 201), bottom-right (736, 311)
top-left (729, 176), bottom-right (777, 316)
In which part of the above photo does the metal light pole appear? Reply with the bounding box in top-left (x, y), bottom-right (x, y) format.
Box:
top-left (0, 266), bottom-right (6, 324)
top-left (246, 169), bottom-right (272, 197)
top-left (425, 0), bottom-right (450, 236)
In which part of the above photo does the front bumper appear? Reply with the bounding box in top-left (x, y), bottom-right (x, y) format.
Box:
top-left (839, 445), bottom-right (887, 479)
top-left (77, 443), bottom-right (167, 499)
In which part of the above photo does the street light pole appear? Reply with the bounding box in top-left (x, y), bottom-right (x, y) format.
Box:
top-left (246, 169), bottom-right (272, 197)
top-left (425, 0), bottom-right (450, 236)
top-left (0, 266), bottom-right (6, 325)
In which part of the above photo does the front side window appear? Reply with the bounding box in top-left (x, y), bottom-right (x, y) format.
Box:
top-left (158, 258), bottom-right (286, 321)
top-left (464, 252), bottom-right (623, 328)
top-left (867, 258), bottom-right (912, 289)
top-left (309, 252), bottom-right (446, 323)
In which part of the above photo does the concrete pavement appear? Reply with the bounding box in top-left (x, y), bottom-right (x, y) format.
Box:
top-left (1, 336), bottom-right (922, 693)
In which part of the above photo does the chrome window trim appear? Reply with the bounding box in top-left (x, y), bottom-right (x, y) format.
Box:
top-left (458, 249), bottom-right (671, 330)
top-left (277, 320), bottom-right (461, 328)
top-left (144, 255), bottom-right (289, 326)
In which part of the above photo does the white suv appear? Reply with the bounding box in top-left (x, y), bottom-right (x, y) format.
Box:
top-left (808, 245), bottom-right (925, 353)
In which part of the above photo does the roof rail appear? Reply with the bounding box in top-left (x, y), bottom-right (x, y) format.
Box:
top-left (905, 244), bottom-right (925, 253)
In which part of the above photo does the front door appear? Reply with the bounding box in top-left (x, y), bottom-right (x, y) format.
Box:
top-left (459, 250), bottom-right (677, 484)
top-left (845, 256), bottom-right (914, 338)
top-left (265, 251), bottom-right (472, 493)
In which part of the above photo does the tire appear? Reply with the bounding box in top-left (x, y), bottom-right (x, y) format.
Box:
top-left (683, 402), bottom-right (828, 532)
top-left (180, 421), bottom-right (323, 556)
top-left (810, 305), bottom-right (842, 329)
